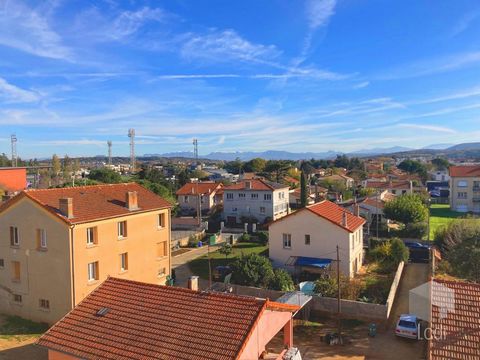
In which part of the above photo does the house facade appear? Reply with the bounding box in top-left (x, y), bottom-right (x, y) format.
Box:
top-left (176, 181), bottom-right (223, 214)
top-left (0, 183), bottom-right (171, 324)
top-left (449, 165), bottom-right (480, 212)
top-left (223, 179), bottom-right (289, 224)
top-left (269, 200), bottom-right (365, 278)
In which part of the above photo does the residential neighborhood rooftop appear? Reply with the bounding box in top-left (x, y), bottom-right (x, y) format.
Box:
top-left (37, 277), bottom-right (298, 360)
top-left (0, 183), bottom-right (171, 224)
top-left (176, 181), bottom-right (223, 196)
top-left (224, 178), bottom-right (289, 191)
top-left (449, 165), bottom-right (480, 177)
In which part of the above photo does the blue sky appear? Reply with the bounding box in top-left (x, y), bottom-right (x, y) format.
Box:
top-left (1, 0), bottom-right (480, 158)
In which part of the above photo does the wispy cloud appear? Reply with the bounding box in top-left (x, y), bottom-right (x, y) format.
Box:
top-left (353, 81), bottom-right (370, 89)
top-left (0, 77), bottom-right (40, 103)
top-left (0, 1), bottom-right (73, 60)
top-left (450, 10), bottom-right (480, 37)
top-left (410, 85), bottom-right (480, 105)
top-left (397, 123), bottom-right (457, 134)
top-left (306, 0), bottom-right (337, 30)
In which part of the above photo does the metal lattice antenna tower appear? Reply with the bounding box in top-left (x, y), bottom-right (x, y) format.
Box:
top-left (193, 138), bottom-right (198, 165)
top-left (107, 141), bottom-right (112, 165)
top-left (128, 129), bottom-right (135, 171)
top-left (11, 134), bottom-right (17, 167)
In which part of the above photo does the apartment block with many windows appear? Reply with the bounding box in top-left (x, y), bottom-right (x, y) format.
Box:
top-left (449, 165), bottom-right (480, 213)
top-left (0, 183), bottom-right (171, 324)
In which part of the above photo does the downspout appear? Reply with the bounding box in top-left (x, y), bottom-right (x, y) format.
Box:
top-left (69, 224), bottom-right (76, 308)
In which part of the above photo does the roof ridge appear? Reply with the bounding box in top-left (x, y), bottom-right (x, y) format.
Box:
top-left (25, 182), bottom-right (136, 192)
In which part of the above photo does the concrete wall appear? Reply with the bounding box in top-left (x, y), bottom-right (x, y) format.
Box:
top-left (171, 230), bottom-right (205, 248)
top-left (269, 210), bottom-right (363, 277)
top-left (311, 296), bottom-right (387, 321)
top-left (386, 261), bottom-right (404, 319)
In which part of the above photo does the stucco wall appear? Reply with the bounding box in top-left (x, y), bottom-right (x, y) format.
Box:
top-left (0, 197), bottom-right (72, 324)
top-left (269, 210), bottom-right (363, 277)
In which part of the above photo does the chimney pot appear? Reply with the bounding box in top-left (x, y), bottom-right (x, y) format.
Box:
top-left (188, 276), bottom-right (199, 291)
top-left (126, 191), bottom-right (138, 210)
top-left (354, 204), bottom-right (360, 216)
top-left (342, 212), bottom-right (348, 227)
top-left (59, 198), bottom-right (74, 218)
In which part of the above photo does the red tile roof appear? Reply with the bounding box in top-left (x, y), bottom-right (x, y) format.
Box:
top-left (449, 165), bottom-right (480, 177)
top-left (361, 198), bottom-right (385, 209)
top-left (176, 181), bottom-right (223, 196)
top-left (430, 279), bottom-right (480, 360)
top-left (306, 200), bottom-right (365, 232)
top-left (0, 183), bottom-right (171, 224)
top-left (37, 277), bottom-right (296, 360)
top-left (224, 179), bottom-right (288, 191)
top-left (364, 180), bottom-right (411, 190)
top-left (0, 167), bottom-right (27, 192)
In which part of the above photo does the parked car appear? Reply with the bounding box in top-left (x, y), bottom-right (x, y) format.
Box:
top-left (395, 314), bottom-right (419, 339)
top-left (213, 266), bottom-right (232, 281)
top-left (404, 241), bottom-right (430, 249)
top-left (404, 242), bottom-right (431, 263)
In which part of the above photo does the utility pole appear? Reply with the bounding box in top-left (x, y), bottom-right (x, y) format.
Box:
top-left (193, 138), bottom-right (198, 167)
top-left (336, 245), bottom-right (342, 339)
top-left (208, 242), bottom-right (212, 289)
top-left (128, 129), bottom-right (135, 172)
top-left (376, 190), bottom-right (379, 238)
top-left (11, 134), bottom-right (17, 167)
top-left (107, 140), bottom-right (112, 165)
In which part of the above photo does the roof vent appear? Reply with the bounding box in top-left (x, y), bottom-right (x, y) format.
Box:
top-left (95, 307), bottom-right (110, 317)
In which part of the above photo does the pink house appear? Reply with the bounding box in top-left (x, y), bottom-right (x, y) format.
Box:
top-left (37, 277), bottom-right (299, 360)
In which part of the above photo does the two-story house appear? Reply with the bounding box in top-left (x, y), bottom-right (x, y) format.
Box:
top-left (449, 165), bottom-right (480, 213)
top-left (176, 181), bottom-right (223, 215)
top-left (223, 179), bottom-right (289, 225)
top-left (269, 200), bottom-right (365, 278)
top-left (0, 183), bottom-right (171, 324)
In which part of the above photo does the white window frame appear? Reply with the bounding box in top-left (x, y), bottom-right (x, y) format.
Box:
top-left (264, 194), bottom-right (272, 201)
top-left (117, 221), bottom-right (127, 238)
top-left (39, 229), bottom-right (47, 249)
top-left (251, 193), bottom-right (258, 199)
top-left (88, 262), bottom-right (98, 281)
top-left (158, 213), bottom-right (165, 228)
top-left (120, 253), bottom-right (128, 272)
top-left (283, 233), bottom-right (292, 249)
top-left (86, 227), bottom-right (96, 245)
top-left (10, 226), bottom-right (19, 247)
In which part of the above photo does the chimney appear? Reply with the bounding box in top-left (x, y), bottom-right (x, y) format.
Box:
top-left (354, 204), bottom-right (360, 216)
top-left (126, 191), bottom-right (138, 210)
top-left (245, 181), bottom-right (252, 189)
top-left (342, 212), bottom-right (348, 227)
top-left (188, 276), bottom-right (199, 291)
top-left (59, 198), bottom-right (74, 218)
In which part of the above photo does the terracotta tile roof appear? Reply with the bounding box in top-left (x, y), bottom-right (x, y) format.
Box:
top-left (306, 200), bottom-right (365, 232)
top-left (0, 183), bottom-right (171, 225)
top-left (37, 277), bottom-right (296, 360)
top-left (361, 198), bottom-right (385, 209)
top-left (0, 167), bottom-right (27, 192)
top-left (449, 165), bottom-right (480, 177)
top-left (364, 180), bottom-right (411, 190)
top-left (224, 179), bottom-right (288, 191)
top-left (176, 182), bottom-right (223, 196)
top-left (430, 279), bottom-right (480, 360)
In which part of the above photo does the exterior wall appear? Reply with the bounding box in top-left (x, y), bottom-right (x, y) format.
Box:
top-left (71, 208), bottom-right (171, 305)
top-left (178, 192), bottom-right (218, 212)
top-left (240, 310), bottom-right (292, 360)
top-left (450, 176), bottom-right (480, 213)
top-left (48, 350), bottom-right (80, 360)
top-left (0, 197), bottom-right (72, 324)
top-left (0, 168), bottom-right (27, 192)
top-left (269, 211), bottom-right (363, 277)
top-left (223, 188), bottom-right (289, 224)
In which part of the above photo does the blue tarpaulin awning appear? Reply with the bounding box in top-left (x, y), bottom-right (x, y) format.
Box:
top-left (295, 257), bottom-right (332, 269)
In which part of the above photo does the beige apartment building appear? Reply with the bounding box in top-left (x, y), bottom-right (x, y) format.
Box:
top-left (0, 183), bottom-right (171, 324)
top-left (449, 165), bottom-right (480, 213)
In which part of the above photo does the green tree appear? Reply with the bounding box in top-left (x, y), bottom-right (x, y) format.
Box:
top-left (244, 158), bottom-right (267, 173)
top-left (51, 154), bottom-right (61, 176)
top-left (269, 269), bottom-right (294, 291)
top-left (300, 171), bottom-right (308, 208)
top-left (383, 194), bottom-right (428, 224)
top-left (88, 168), bottom-right (122, 183)
top-left (434, 219), bottom-right (480, 254)
top-left (390, 238), bottom-right (410, 264)
top-left (224, 158), bottom-right (243, 175)
top-left (314, 276), bottom-right (337, 297)
top-left (231, 253), bottom-right (274, 288)
top-left (136, 180), bottom-right (175, 204)
top-left (264, 160), bottom-right (292, 183)
top-left (431, 157), bottom-right (450, 170)
top-left (62, 155), bottom-right (72, 180)
top-left (448, 234), bottom-right (480, 281)
top-left (219, 243), bottom-right (233, 261)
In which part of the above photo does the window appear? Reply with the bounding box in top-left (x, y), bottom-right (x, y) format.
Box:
top-left (86, 227), bottom-right (97, 245)
top-left (232, 207), bottom-right (238, 212)
top-left (264, 194), bottom-right (272, 201)
top-left (120, 253), bottom-right (128, 272)
top-left (0, 259), bottom-right (4, 268)
top-left (158, 267), bottom-right (166, 277)
top-left (13, 294), bottom-right (22, 303)
top-left (282, 233), bottom-right (292, 249)
top-left (239, 193), bottom-right (246, 198)
top-left (117, 221), bottom-right (127, 238)
top-left (39, 299), bottom-right (50, 310)
top-left (157, 242), bottom-right (167, 258)
top-left (88, 261), bottom-right (99, 281)
top-left (183, 196), bottom-right (188, 203)
top-left (226, 193), bottom-right (234, 200)
top-left (37, 229), bottom-right (47, 250)
top-left (10, 226), bottom-right (19, 247)
top-left (260, 206), bottom-right (266, 214)
top-left (251, 193), bottom-right (258, 199)
top-left (158, 213), bottom-right (165, 228)
top-left (200, 195), bottom-right (205, 204)
top-left (458, 192), bottom-right (468, 199)
top-left (12, 261), bottom-right (20, 281)
top-left (457, 180), bottom-right (468, 188)
top-left (305, 234), bottom-right (311, 245)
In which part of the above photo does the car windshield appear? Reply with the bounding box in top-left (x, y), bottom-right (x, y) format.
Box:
top-left (399, 320), bottom-right (416, 328)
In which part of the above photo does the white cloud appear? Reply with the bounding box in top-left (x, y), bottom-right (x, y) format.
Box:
top-left (0, 77), bottom-right (40, 103)
top-left (353, 81), bottom-right (370, 89)
top-left (0, 1), bottom-right (72, 60)
top-left (397, 123), bottom-right (456, 134)
top-left (306, 0), bottom-right (337, 30)
top-left (450, 11), bottom-right (480, 37)
top-left (180, 29), bottom-right (281, 64)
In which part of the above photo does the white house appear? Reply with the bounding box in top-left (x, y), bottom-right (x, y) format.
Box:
top-left (269, 200), bottom-right (365, 278)
top-left (223, 179), bottom-right (289, 225)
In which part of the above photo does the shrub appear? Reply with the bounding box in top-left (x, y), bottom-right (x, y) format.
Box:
top-left (269, 269), bottom-right (295, 291)
top-left (390, 238), bottom-right (409, 264)
top-left (399, 222), bottom-right (428, 238)
top-left (231, 253), bottom-right (274, 288)
top-left (256, 231), bottom-right (269, 245)
top-left (238, 233), bottom-right (251, 242)
top-left (314, 276), bottom-right (337, 297)
top-left (367, 238), bottom-right (408, 273)
top-left (188, 234), bottom-right (200, 247)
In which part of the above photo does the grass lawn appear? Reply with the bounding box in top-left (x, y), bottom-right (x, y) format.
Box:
top-left (429, 204), bottom-right (465, 240)
top-left (0, 315), bottom-right (48, 341)
top-left (188, 242), bottom-right (268, 280)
